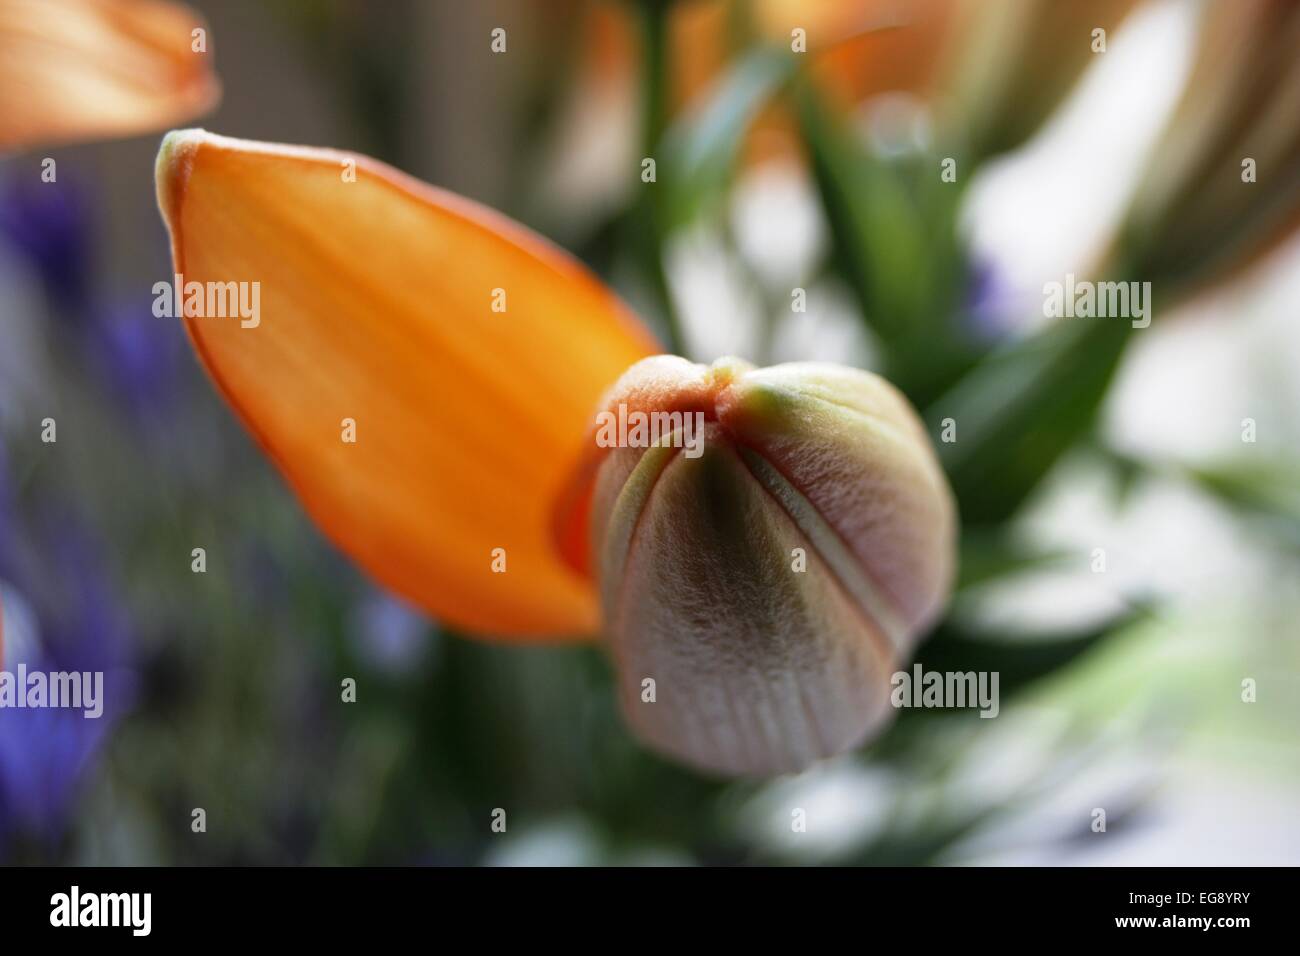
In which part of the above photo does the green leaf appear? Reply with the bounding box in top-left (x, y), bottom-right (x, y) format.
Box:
top-left (798, 88), bottom-right (927, 339)
top-left (1183, 456), bottom-right (1300, 549)
top-left (658, 45), bottom-right (798, 232)
top-left (956, 529), bottom-right (1071, 592)
top-left (929, 317), bottom-right (1133, 525)
top-left (911, 603), bottom-right (1150, 704)
top-left (796, 84), bottom-right (973, 403)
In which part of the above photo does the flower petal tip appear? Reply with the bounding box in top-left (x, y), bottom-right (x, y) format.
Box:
top-left (155, 127), bottom-right (207, 235)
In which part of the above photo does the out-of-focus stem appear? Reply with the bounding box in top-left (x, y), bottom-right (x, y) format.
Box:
top-left (635, 0), bottom-right (688, 356)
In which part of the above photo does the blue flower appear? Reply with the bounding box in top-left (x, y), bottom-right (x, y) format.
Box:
top-left (0, 174), bottom-right (93, 315)
top-left (0, 438), bottom-right (135, 856)
top-left (87, 299), bottom-right (186, 424)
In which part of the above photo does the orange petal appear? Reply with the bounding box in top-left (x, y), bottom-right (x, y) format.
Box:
top-left (0, 0), bottom-right (218, 152)
top-left (756, 0), bottom-right (956, 102)
top-left (156, 130), bottom-right (658, 639)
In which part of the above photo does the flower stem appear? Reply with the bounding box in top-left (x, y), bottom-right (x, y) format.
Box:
top-left (635, 0), bottom-right (688, 356)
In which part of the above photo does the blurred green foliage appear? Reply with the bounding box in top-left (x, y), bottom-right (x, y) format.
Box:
top-left (6, 0), bottom-right (1299, 867)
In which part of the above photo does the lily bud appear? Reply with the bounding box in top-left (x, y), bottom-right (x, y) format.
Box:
top-left (1116, 0), bottom-right (1300, 294)
top-left (941, 0), bottom-right (1141, 162)
top-left (575, 356), bottom-right (955, 776)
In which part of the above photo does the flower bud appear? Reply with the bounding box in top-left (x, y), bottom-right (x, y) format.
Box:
top-left (1116, 0), bottom-right (1300, 294)
top-left (578, 356), bottom-right (955, 776)
top-left (943, 0), bottom-right (1141, 162)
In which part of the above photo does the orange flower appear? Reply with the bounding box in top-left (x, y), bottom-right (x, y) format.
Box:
top-left (155, 130), bottom-right (657, 639)
top-left (154, 131), bottom-right (955, 774)
top-left (566, 0), bottom-right (1139, 168)
top-left (553, 0), bottom-right (956, 172)
top-left (0, 0), bottom-right (219, 152)
top-left (587, 0), bottom-right (954, 112)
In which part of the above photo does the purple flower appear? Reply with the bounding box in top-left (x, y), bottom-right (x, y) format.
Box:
top-left (0, 174), bottom-right (93, 314)
top-left (0, 440), bottom-right (13, 571)
top-left (963, 257), bottom-right (1019, 344)
top-left (0, 440), bottom-right (134, 855)
top-left (348, 591), bottom-right (433, 676)
top-left (2, 174), bottom-right (185, 420)
top-left (0, 693), bottom-right (113, 849)
top-left (87, 300), bottom-right (186, 423)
